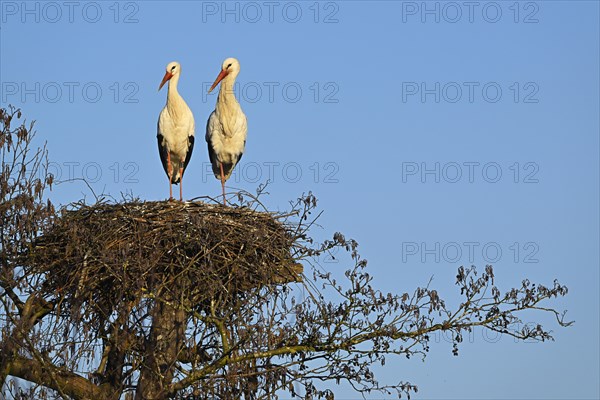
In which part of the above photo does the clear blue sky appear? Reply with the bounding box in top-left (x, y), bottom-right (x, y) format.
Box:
top-left (1, 1), bottom-right (598, 399)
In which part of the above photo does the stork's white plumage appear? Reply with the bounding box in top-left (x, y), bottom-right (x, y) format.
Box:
top-left (206, 57), bottom-right (247, 205)
top-left (157, 61), bottom-right (195, 201)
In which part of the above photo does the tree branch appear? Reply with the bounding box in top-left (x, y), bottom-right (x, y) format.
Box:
top-left (7, 356), bottom-right (107, 400)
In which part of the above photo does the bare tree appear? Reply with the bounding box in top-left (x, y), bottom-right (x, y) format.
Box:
top-left (0, 107), bottom-right (571, 400)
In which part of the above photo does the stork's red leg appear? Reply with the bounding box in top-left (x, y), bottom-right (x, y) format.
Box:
top-left (167, 152), bottom-right (173, 201)
top-left (220, 162), bottom-right (226, 206)
top-left (179, 167), bottom-right (184, 201)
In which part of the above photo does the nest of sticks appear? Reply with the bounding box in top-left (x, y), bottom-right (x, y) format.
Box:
top-left (29, 200), bottom-right (303, 320)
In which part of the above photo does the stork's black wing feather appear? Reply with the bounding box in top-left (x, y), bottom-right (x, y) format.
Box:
top-left (227, 139), bottom-right (245, 175)
top-left (221, 151), bottom-right (244, 179)
top-left (157, 133), bottom-right (169, 177)
top-left (207, 142), bottom-right (219, 177)
top-left (182, 135), bottom-right (195, 175)
top-left (235, 150), bottom-right (244, 167)
top-left (206, 114), bottom-right (219, 177)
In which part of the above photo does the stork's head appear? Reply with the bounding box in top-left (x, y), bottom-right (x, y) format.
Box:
top-left (208, 57), bottom-right (240, 93)
top-left (159, 61), bottom-right (181, 91)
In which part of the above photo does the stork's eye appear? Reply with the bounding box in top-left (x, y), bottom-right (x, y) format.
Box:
top-left (227, 63), bottom-right (232, 68)
top-left (171, 66), bottom-right (176, 71)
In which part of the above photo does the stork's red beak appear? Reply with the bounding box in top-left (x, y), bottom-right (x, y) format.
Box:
top-left (158, 72), bottom-right (173, 91)
top-left (208, 69), bottom-right (229, 93)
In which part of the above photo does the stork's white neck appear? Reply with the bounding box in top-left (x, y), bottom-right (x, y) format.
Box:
top-left (216, 75), bottom-right (241, 115)
top-left (166, 74), bottom-right (187, 116)
top-left (167, 73), bottom-right (181, 100)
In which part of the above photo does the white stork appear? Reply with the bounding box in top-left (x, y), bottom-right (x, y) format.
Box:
top-left (206, 57), bottom-right (247, 205)
top-left (157, 61), bottom-right (195, 201)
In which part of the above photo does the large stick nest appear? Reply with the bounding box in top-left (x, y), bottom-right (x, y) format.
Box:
top-left (29, 201), bottom-right (302, 319)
